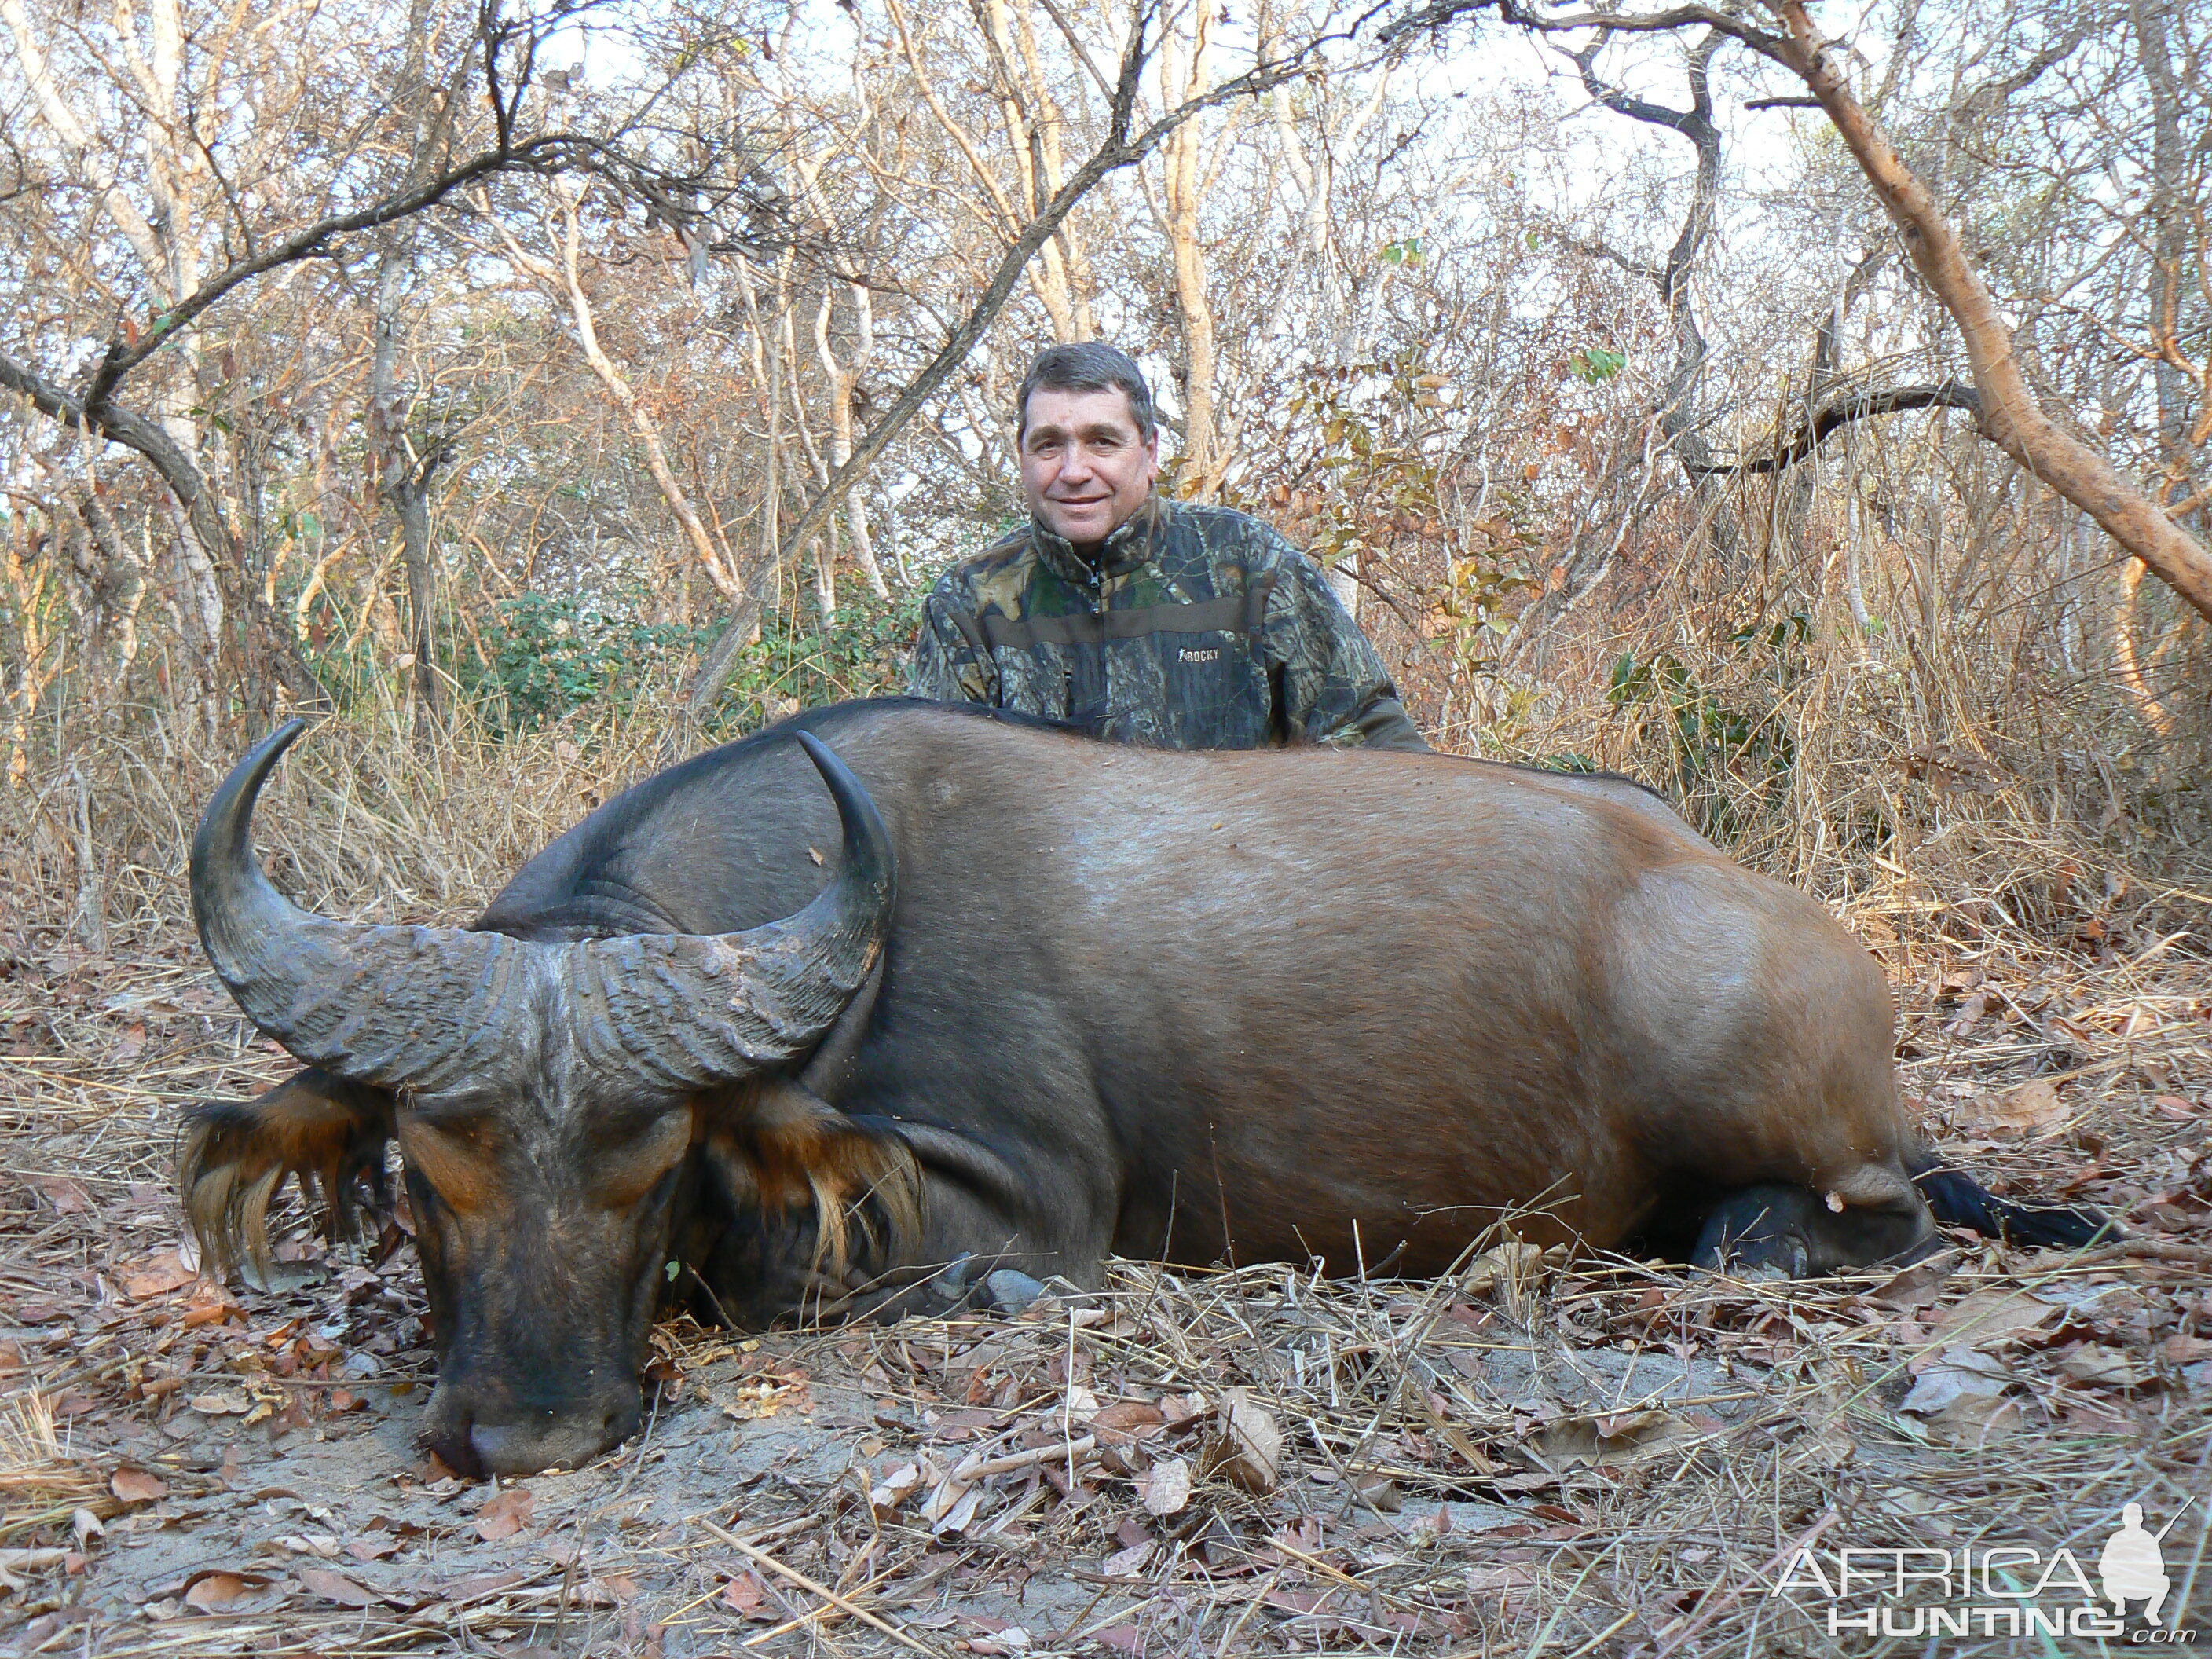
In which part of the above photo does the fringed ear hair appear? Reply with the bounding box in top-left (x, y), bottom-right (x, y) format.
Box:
top-left (705, 1079), bottom-right (923, 1281)
top-left (178, 1071), bottom-right (395, 1281)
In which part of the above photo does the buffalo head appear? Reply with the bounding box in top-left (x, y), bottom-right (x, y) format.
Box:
top-left (178, 721), bottom-right (905, 1477)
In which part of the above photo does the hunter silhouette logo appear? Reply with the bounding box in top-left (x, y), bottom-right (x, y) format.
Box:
top-left (1771, 1496), bottom-right (2197, 1640)
top-left (2102, 1500), bottom-right (2191, 1627)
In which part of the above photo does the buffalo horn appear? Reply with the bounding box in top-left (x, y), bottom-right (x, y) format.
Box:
top-left (192, 723), bottom-right (895, 1094)
top-left (562, 731), bottom-right (895, 1090)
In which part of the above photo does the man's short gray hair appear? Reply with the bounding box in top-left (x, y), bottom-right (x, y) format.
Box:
top-left (1016, 342), bottom-right (1157, 443)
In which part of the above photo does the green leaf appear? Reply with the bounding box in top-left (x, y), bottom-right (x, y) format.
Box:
top-left (1569, 346), bottom-right (1626, 384)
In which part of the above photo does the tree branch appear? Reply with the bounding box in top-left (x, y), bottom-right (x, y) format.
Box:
top-left (0, 347), bottom-right (218, 514)
top-left (0, 345), bottom-right (323, 705)
top-left (82, 130), bottom-right (599, 413)
top-left (1684, 380), bottom-right (1980, 474)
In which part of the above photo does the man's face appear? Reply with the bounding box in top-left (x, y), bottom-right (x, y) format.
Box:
top-left (1019, 386), bottom-right (1160, 551)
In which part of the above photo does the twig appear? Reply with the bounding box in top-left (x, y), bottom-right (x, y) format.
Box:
top-left (1647, 1508), bottom-right (1840, 1657)
top-left (950, 1434), bottom-right (1097, 1483)
top-left (697, 1517), bottom-right (941, 1657)
top-left (2068, 1239), bottom-right (2212, 1269)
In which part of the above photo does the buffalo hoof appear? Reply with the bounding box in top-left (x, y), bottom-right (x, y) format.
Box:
top-left (985, 1269), bottom-right (1045, 1315)
top-left (927, 1252), bottom-right (977, 1312)
top-left (1691, 1185), bottom-right (1816, 1277)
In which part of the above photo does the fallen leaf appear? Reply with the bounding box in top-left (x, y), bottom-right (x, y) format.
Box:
top-left (28, 1176), bottom-right (92, 1214)
top-left (111, 1468), bottom-right (168, 1504)
top-left (1100, 1541), bottom-right (1152, 1577)
top-left (1935, 1289), bottom-right (2061, 1349)
top-left (1090, 1400), bottom-right (1166, 1439)
top-left (1351, 1474), bottom-right (1403, 1512)
top-left (345, 1535), bottom-right (402, 1562)
top-left (1976, 1079), bottom-right (2069, 1137)
top-left (1201, 1389), bottom-right (1281, 1493)
top-left (1158, 1393), bottom-right (1207, 1426)
top-left (441, 1569), bottom-right (526, 1602)
top-left (1873, 1259), bottom-right (1953, 1308)
top-left (721, 1572), bottom-right (769, 1615)
top-left (2152, 1096), bottom-right (2198, 1121)
top-left (1461, 1241), bottom-right (1551, 1299)
top-left (181, 1569), bottom-right (269, 1610)
top-left (474, 1488), bottom-right (536, 1542)
top-left (1138, 1456), bottom-right (1191, 1517)
top-left (123, 1250), bottom-right (199, 1301)
top-left (2060, 1348), bottom-right (2153, 1389)
top-left (929, 1481), bottom-right (983, 1536)
top-left (1899, 1347), bottom-right (2009, 1415)
top-left (189, 1392), bottom-right (249, 1416)
top-left (295, 1566), bottom-right (379, 1607)
top-left (1534, 1408), bottom-right (1697, 1466)
top-left (1060, 1385), bottom-right (1100, 1421)
top-left (870, 1461), bottom-right (923, 1514)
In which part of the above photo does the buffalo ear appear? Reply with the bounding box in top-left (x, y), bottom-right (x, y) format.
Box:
top-left (700, 1079), bottom-right (921, 1279)
top-left (178, 1070), bottom-right (395, 1280)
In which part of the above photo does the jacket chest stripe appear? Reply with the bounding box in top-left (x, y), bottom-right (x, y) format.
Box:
top-left (976, 577), bottom-right (1278, 650)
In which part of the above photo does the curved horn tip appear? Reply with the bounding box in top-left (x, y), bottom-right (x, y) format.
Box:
top-left (793, 731), bottom-right (889, 855)
top-left (192, 720), bottom-right (310, 880)
top-left (791, 728), bottom-right (839, 772)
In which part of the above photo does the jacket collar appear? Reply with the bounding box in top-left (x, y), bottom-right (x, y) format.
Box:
top-left (1031, 494), bottom-right (1167, 584)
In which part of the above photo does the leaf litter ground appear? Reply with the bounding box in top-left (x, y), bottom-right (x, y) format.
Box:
top-left (2, 932), bottom-right (2209, 1657)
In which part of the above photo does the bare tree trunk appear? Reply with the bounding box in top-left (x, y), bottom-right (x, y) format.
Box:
top-left (496, 191), bottom-right (745, 604)
top-left (2132, 0), bottom-right (2197, 516)
top-left (1159, 4), bottom-right (1218, 496)
top-left (371, 244), bottom-right (449, 743)
top-left (2114, 558), bottom-right (2177, 734)
top-left (884, 0), bottom-right (1091, 339)
top-left (1571, 28), bottom-right (1724, 478)
top-left (391, 461), bottom-right (444, 741)
top-left (815, 283), bottom-right (891, 601)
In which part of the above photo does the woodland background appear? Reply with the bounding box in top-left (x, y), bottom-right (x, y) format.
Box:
top-left (1, 0), bottom-right (2206, 914)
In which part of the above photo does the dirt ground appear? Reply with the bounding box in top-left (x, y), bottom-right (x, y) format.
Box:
top-left (2, 929), bottom-right (2209, 1657)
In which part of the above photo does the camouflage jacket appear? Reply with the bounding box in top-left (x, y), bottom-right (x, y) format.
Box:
top-left (906, 497), bottom-right (1427, 751)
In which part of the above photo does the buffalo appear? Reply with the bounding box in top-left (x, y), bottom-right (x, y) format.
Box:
top-left (180, 699), bottom-right (2101, 1477)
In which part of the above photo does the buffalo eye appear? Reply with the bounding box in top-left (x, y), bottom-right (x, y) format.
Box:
top-left (394, 1115), bottom-right (500, 1216)
top-left (591, 1111), bottom-right (692, 1211)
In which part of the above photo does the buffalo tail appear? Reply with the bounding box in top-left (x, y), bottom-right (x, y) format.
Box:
top-left (1907, 1148), bottom-right (2115, 1250)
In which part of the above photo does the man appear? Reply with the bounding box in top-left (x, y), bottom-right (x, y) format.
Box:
top-left (907, 342), bottom-right (1427, 750)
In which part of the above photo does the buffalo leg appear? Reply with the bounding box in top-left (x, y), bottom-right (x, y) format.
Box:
top-left (1691, 1183), bottom-right (1935, 1276)
top-left (844, 1114), bottom-right (1101, 1317)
